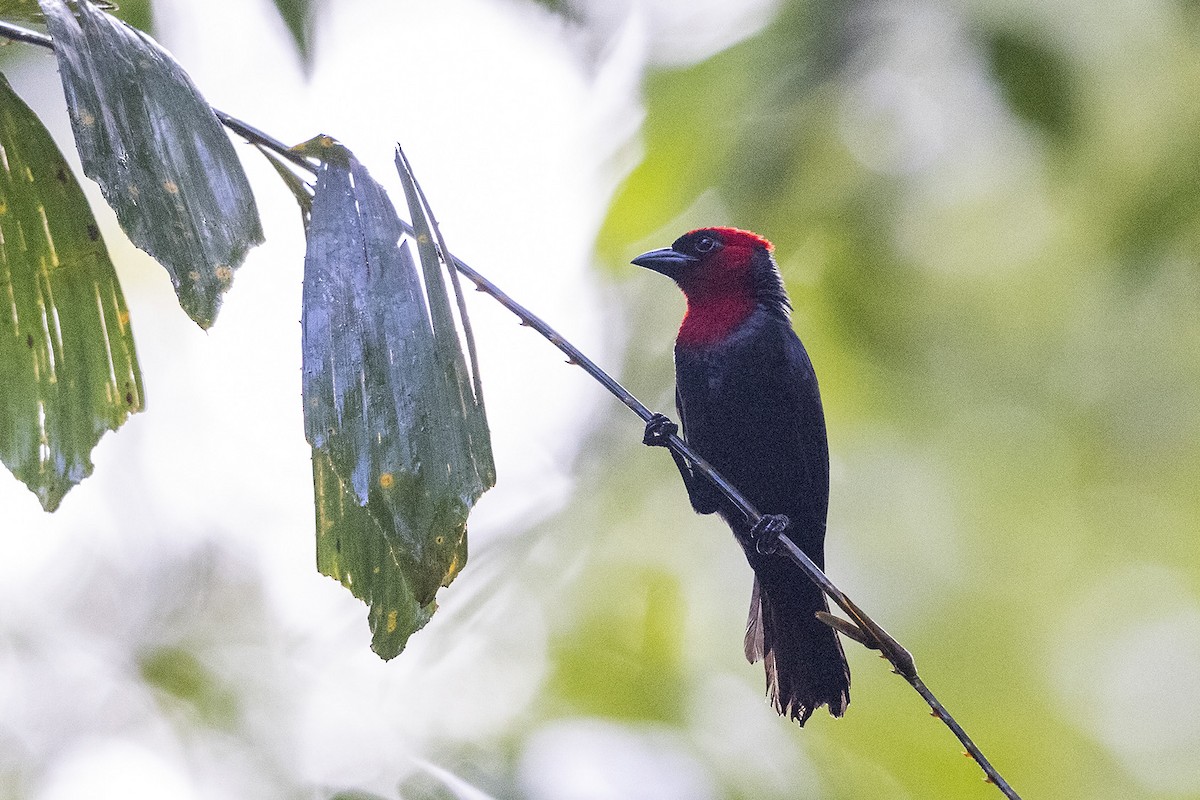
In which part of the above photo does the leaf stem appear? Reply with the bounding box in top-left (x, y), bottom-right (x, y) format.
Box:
top-left (0, 18), bottom-right (52, 47)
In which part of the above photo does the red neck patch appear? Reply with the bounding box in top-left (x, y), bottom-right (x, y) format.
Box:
top-left (677, 294), bottom-right (757, 346)
top-left (675, 232), bottom-right (762, 347)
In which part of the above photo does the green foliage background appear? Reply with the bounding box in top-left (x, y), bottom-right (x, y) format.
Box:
top-left (2, 1), bottom-right (1199, 799)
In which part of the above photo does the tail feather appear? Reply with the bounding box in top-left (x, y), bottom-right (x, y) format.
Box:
top-left (744, 578), bottom-right (765, 662)
top-left (744, 574), bottom-right (850, 725)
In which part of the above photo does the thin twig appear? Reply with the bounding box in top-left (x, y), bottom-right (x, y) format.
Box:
top-left (0, 17), bottom-right (1021, 799)
top-left (213, 110), bottom-right (315, 173)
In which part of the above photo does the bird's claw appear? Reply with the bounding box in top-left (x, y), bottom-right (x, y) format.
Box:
top-left (750, 514), bottom-right (789, 555)
top-left (643, 413), bottom-right (679, 447)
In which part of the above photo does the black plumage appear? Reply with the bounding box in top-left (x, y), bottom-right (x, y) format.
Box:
top-left (635, 228), bottom-right (850, 724)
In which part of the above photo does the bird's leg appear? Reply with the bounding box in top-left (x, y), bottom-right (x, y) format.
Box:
top-left (643, 413), bottom-right (721, 514)
top-left (643, 413), bottom-right (693, 486)
top-left (749, 514), bottom-right (789, 555)
top-left (642, 412), bottom-right (678, 446)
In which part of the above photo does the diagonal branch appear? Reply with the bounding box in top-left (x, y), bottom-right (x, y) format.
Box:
top-left (440, 252), bottom-right (1019, 800)
top-left (0, 15), bottom-right (1020, 799)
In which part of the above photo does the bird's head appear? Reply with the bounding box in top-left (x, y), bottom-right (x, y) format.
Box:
top-left (632, 227), bottom-right (788, 345)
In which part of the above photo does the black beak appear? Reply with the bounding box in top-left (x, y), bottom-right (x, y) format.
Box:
top-left (631, 247), bottom-right (698, 278)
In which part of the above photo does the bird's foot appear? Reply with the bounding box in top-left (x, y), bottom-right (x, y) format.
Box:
top-left (750, 514), bottom-right (789, 555)
top-left (643, 413), bottom-right (679, 447)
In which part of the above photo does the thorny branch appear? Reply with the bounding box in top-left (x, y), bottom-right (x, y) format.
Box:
top-left (1, 15), bottom-right (1021, 799)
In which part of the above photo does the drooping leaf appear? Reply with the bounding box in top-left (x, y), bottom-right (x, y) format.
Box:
top-left (394, 146), bottom-right (492, 452)
top-left (0, 72), bottom-right (143, 511)
top-left (39, 0), bottom-right (263, 329)
top-left (298, 136), bottom-right (494, 659)
top-left (270, 0), bottom-right (313, 67)
top-left (312, 449), bottom-right (437, 655)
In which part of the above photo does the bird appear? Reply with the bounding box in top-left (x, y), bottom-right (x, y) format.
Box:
top-left (633, 227), bottom-right (849, 725)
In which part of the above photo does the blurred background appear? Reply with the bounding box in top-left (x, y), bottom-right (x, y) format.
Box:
top-left (3, 0), bottom-right (1200, 798)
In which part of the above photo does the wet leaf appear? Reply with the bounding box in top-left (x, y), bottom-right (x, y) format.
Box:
top-left (300, 137), bottom-right (494, 659)
top-left (394, 146), bottom-right (492, 456)
top-left (39, 0), bottom-right (263, 328)
top-left (0, 72), bottom-right (143, 511)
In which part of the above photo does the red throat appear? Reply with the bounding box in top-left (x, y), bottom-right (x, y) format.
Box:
top-left (675, 231), bottom-right (762, 347)
top-left (678, 294), bottom-right (757, 346)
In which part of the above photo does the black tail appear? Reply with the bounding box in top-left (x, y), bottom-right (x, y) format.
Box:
top-left (743, 561), bottom-right (850, 725)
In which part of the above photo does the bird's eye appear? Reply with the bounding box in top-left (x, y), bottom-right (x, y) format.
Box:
top-left (694, 235), bottom-right (718, 254)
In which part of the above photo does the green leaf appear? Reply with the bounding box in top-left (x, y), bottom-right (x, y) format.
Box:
top-left (0, 0), bottom-right (112, 20)
top-left (270, 0), bottom-right (313, 66)
top-left (394, 146), bottom-right (492, 449)
top-left (300, 137), bottom-right (494, 659)
top-left (985, 29), bottom-right (1077, 142)
top-left (104, 0), bottom-right (152, 33)
top-left (139, 645), bottom-right (237, 727)
top-left (313, 449), bottom-right (438, 656)
top-left (0, 72), bottom-right (143, 511)
top-left (0, 0), bottom-right (42, 18)
top-left (39, 0), bottom-right (263, 329)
